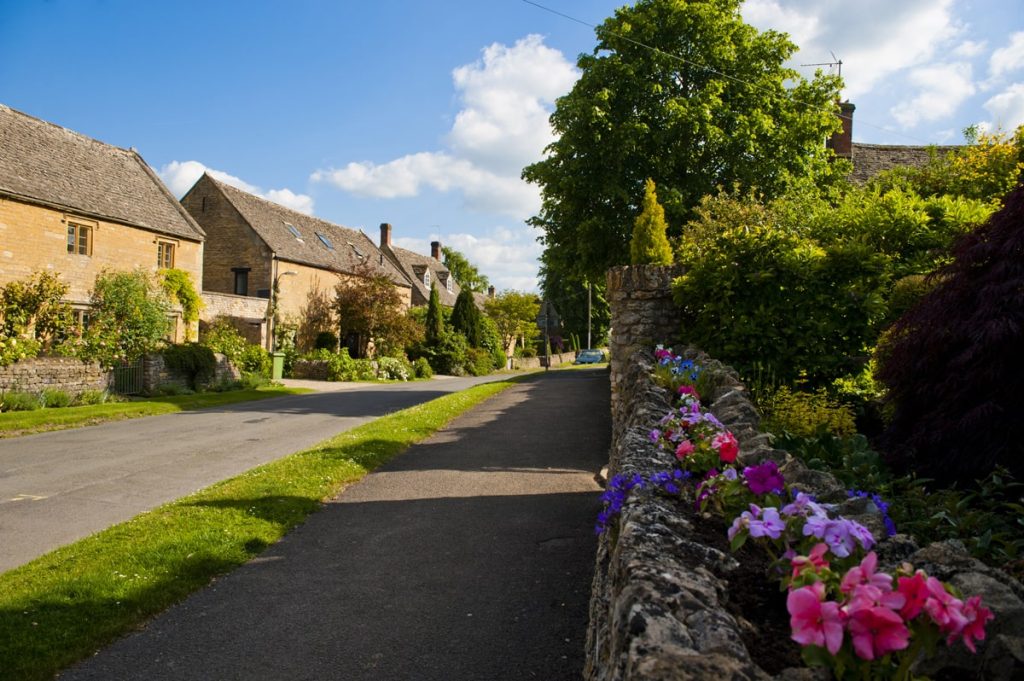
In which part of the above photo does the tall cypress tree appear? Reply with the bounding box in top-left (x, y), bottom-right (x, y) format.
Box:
top-left (424, 283), bottom-right (443, 345)
top-left (451, 289), bottom-right (481, 346)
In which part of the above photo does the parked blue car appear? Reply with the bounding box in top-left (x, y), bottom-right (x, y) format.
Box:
top-left (574, 349), bottom-right (606, 364)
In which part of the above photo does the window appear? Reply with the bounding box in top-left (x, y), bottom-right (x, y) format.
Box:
top-left (445, 274), bottom-right (454, 293)
top-left (285, 222), bottom-right (302, 239)
top-left (72, 309), bottom-right (92, 330)
top-left (349, 242), bottom-right (365, 259)
top-left (157, 241), bottom-right (175, 269)
top-left (315, 232), bottom-right (335, 250)
top-left (233, 268), bottom-right (250, 296)
top-left (423, 269), bottom-right (431, 287)
top-left (67, 221), bottom-right (92, 255)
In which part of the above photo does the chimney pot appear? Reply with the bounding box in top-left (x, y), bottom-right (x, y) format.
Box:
top-left (430, 240), bottom-right (441, 261)
top-left (379, 223), bottom-right (392, 248)
top-left (488, 285), bottom-right (495, 299)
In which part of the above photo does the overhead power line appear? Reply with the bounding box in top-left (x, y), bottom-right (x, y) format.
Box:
top-left (520, 0), bottom-right (940, 146)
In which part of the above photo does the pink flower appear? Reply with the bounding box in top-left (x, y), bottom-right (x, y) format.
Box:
top-left (791, 543), bottom-right (830, 579)
top-left (677, 384), bottom-right (699, 400)
top-left (846, 603), bottom-right (910, 660)
top-left (787, 582), bottom-right (845, 655)
top-left (840, 552), bottom-right (894, 595)
top-left (675, 440), bottom-right (695, 459)
top-left (897, 572), bottom-right (929, 620)
top-left (712, 431), bottom-right (738, 463)
top-left (956, 595), bottom-right (994, 653)
top-left (923, 577), bottom-right (969, 636)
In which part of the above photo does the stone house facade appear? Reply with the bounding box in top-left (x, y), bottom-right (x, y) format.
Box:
top-left (0, 104), bottom-right (206, 342)
top-left (181, 175), bottom-right (412, 351)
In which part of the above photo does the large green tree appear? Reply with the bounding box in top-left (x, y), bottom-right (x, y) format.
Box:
top-left (451, 288), bottom-right (481, 347)
top-left (523, 0), bottom-right (844, 283)
top-left (441, 246), bottom-right (490, 293)
top-left (484, 291), bottom-right (540, 358)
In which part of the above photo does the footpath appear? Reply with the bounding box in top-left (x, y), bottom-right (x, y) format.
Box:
top-left (61, 368), bottom-right (611, 681)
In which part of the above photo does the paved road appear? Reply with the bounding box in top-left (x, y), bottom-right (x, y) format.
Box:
top-left (61, 369), bottom-right (610, 681)
top-left (0, 375), bottom-right (507, 573)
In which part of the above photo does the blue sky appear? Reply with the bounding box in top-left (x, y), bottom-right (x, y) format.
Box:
top-left (2, 0), bottom-right (1022, 291)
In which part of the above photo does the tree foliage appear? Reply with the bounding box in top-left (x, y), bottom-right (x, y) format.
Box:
top-left (877, 183), bottom-right (1024, 484)
top-left (484, 291), bottom-right (540, 357)
top-left (631, 178), bottom-right (674, 265)
top-left (82, 270), bottom-right (171, 367)
top-left (523, 0), bottom-right (844, 284)
top-left (160, 268), bottom-right (203, 340)
top-left (335, 264), bottom-right (420, 358)
top-left (451, 288), bottom-right (481, 346)
top-left (0, 270), bottom-right (72, 348)
top-left (441, 246), bottom-right (490, 293)
top-left (424, 283), bottom-right (444, 345)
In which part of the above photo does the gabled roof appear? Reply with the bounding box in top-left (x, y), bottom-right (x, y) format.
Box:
top-left (384, 244), bottom-right (460, 306)
top-left (0, 104), bottom-right (204, 241)
top-left (204, 176), bottom-right (410, 287)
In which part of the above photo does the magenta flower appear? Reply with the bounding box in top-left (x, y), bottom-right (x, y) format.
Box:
top-left (787, 582), bottom-right (845, 655)
top-left (743, 461), bottom-right (785, 495)
top-left (957, 596), bottom-right (994, 652)
top-left (677, 384), bottom-right (699, 400)
top-left (675, 440), bottom-right (695, 459)
top-left (840, 552), bottom-right (894, 595)
top-left (897, 572), bottom-right (930, 620)
top-left (846, 603), bottom-right (910, 660)
top-left (790, 543), bottom-right (830, 579)
top-left (924, 576), bottom-right (969, 636)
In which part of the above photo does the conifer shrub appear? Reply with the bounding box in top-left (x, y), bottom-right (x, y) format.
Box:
top-left (877, 184), bottom-right (1024, 483)
top-left (630, 178), bottom-right (674, 265)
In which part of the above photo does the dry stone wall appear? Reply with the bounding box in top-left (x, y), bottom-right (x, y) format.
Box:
top-left (142, 352), bottom-right (240, 394)
top-left (0, 356), bottom-right (110, 395)
top-left (588, 264), bottom-right (1024, 680)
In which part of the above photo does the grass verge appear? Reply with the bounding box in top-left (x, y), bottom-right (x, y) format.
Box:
top-left (0, 378), bottom-right (520, 680)
top-left (0, 386), bottom-right (310, 438)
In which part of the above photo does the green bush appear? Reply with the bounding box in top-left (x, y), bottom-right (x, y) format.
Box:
top-left (201, 320), bottom-right (249, 360)
top-left (82, 270), bottom-right (172, 368)
top-left (40, 388), bottom-right (71, 408)
top-left (0, 336), bottom-right (41, 367)
top-left (314, 331), bottom-right (338, 350)
top-left (238, 372), bottom-right (270, 390)
top-left (162, 343), bottom-right (217, 389)
top-left (465, 347), bottom-right (494, 376)
top-left (0, 390), bottom-right (42, 411)
top-left (239, 344), bottom-right (271, 376)
top-left (412, 357), bottom-right (433, 379)
top-left (759, 386), bottom-right (857, 439)
top-left (428, 330), bottom-right (470, 375)
top-left (376, 356), bottom-right (413, 381)
top-left (152, 383), bottom-right (194, 396)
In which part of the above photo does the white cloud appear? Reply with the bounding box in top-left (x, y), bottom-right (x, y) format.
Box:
top-left (158, 160), bottom-right (314, 215)
top-left (982, 82), bottom-right (1024, 130)
top-left (989, 32), bottom-right (1024, 79)
top-left (890, 62), bottom-right (976, 128)
top-left (312, 34), bottom-right (577, 219)
top-left (395, 224), bottom-right (544, 292)
top-left (953, 40), bottom-right (988, 58)
top-left (743, 0), bottom-right (962, 99)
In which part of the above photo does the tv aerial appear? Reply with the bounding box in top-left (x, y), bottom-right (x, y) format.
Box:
top-left (802, 51), bottom-right (843, 79)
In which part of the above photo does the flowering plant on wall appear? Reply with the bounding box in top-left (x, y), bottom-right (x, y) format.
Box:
top-left (596, 345), bottom-right (994, 678)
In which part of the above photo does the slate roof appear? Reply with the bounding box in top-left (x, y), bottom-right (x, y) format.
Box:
top-left (383, 244), bottom-right (460, 306)
top-left (0, 104), bottom-right (204, 241)
top-left (850, 142), bottom-right (962, 184)
top-left (207, 176), bottom-right (410, 287)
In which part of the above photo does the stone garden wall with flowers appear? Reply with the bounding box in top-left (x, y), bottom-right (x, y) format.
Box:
top-left (585, 264), bottom-right (1024, 680)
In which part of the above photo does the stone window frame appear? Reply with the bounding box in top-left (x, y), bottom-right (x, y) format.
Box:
top-left (65, 216), bottom-right (95, 256)
top-left (157, 239), bottom-right (176, 269)
top-left (423, 268), bottom-right (431, 287)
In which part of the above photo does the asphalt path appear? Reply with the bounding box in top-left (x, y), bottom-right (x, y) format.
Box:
top-left (60, 368), bottom-right (609, 681)
top-left (0, 374), bottom-right (508, 573)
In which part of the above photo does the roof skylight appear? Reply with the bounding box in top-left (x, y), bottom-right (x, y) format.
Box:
top-left (315, 232), bottom-right (335, 250)
top-left (284, 222), bottom-right (302, 239)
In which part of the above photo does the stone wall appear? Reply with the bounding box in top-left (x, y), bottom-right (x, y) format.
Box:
top-left (588, 264), bottom-right (1024, 680)
top-left (0, 356), bottom-right (109, 395)
top-left (142, 352), bottom-right (240, 394)
top-left (200, 291), bottom-right (269, 346)
top-left (511, 351), bottom-right (579, 370)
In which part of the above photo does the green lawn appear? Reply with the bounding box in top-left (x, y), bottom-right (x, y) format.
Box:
top-left (0, 386), bottom-right (310, 438)
top-left (0, 378), bottom-right (520, 681)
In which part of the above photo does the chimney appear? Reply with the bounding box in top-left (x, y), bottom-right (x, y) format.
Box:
top-left (488, 285), bottom-right (495, 299)
top-left (379, 223), bottom-right (392, 248)
top-left (827, 101), bottom-right (855, 159)
top-left (430, 240), bottom-right (441, 261)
